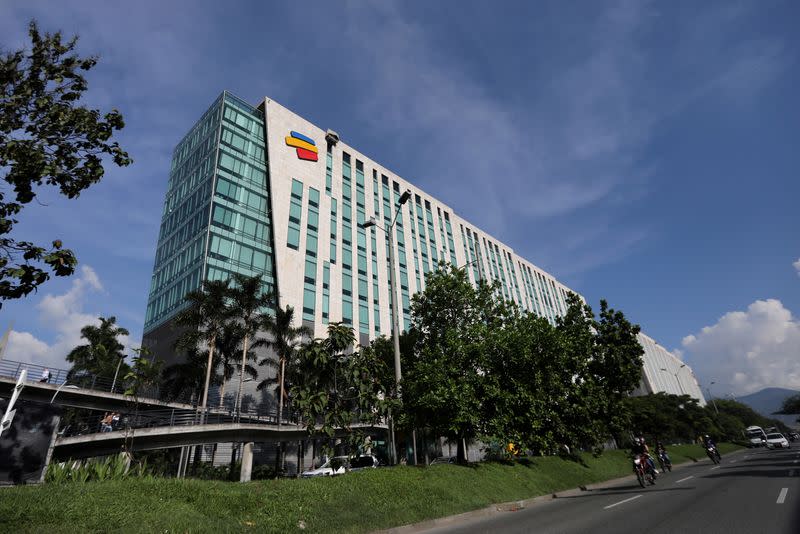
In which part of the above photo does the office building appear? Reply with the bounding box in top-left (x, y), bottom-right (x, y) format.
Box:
top-left (142, 91), bottom-right (703, 406)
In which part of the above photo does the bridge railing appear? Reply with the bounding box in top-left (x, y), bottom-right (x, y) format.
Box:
top-left (0, 358), bottom-right (199, 405)
top-left (56, 405), bottom-right (299, 438)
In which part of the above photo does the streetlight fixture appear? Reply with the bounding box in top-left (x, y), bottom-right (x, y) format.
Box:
top-left (660, 364), bottom-right (686, 395)
top-left (360, 189), bottom-right (412, 465)
top-left (706, 381), bottom-right (719, 414)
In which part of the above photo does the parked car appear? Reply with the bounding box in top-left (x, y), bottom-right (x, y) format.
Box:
top-left (430, 456), bottom-right (456, 465)
top-left (300, 455), bottom-right (377, 478)
top-left (765, 433), bottom-right (790, 449)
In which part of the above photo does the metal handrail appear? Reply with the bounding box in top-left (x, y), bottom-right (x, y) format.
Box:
top-left (56, 405), bottom-right (299, 438)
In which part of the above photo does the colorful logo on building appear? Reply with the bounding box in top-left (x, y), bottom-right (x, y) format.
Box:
top-left (285, 131), bottom-right (318, 162)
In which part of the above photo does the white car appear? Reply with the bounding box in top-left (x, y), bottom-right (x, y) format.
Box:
top-left (765, 433), bottom-right (790, 449)
top-left (300, 455), bottom-right (377, 477)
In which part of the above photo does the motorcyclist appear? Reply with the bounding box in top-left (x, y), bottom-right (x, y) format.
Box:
top-left (655, 441), bottom-right (671, 469)
top-left (702, 434), bottom-right (721, 459)
top-left (631, 437), bottom-right (657, 476)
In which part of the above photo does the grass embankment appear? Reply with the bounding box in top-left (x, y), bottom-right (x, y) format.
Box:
top-left (0, 443), bottom-right (742, 534)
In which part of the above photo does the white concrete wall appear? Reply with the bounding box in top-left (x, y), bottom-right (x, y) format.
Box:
top-left (262, 98), bottom-right (578, 342)
top-left (635, 332), bottom-right (706, 405)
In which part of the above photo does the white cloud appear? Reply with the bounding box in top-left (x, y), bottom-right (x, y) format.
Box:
top-left (682, 299), bottom-right (800, 396)
top-left (793, 258), bottom-right (800, 277)
top-left (4, 266), bottom-right (130, 370)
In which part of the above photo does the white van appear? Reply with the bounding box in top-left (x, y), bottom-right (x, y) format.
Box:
top-left (745, 426), bottom-right (767, 447)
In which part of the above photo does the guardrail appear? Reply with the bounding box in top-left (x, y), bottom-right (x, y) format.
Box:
top-left (1, 358), bottom-right (206, 406)
top-left (57, 406), bottom-right (298, 438)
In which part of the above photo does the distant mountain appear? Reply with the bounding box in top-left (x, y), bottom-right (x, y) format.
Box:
top-left (736, 387), bottom-right (800, 429)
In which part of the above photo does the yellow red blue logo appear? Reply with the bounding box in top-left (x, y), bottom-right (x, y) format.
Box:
top-left (285, 131), bottom-right (318, 161)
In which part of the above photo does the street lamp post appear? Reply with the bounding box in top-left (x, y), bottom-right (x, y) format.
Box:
top-left (361, 189), bottom-right (412, 466)
top-left (660, 364), bottom-right (686, 395)
top-left (706, 381), bottom-right (719, 414)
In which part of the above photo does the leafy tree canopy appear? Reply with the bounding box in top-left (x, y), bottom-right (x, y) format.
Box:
top-left (0, 21), bottom-right (131, 306)
top-left (777, 393), bottom-right (800, 416)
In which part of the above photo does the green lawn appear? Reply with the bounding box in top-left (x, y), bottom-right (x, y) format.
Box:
top-left (0, 443), bottom-right (742, 534)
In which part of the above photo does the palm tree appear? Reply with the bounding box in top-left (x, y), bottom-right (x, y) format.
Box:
top-left (227, 274), bottom-right (274, 418)
top-left (174, 279), bottom-right (233, 416)
top-left (161, 347), bottom-right (220, 404)
top-left (258, 305), bottom-right (311, 426)
top-left (215, 323), bottom-right (258, 410)
top-left (66, 316), bottom-right (129, 387)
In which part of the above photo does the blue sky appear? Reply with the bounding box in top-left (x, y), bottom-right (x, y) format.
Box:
top-left (1, 0), bottom-right (798, 397)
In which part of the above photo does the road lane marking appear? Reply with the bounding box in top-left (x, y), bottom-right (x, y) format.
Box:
top-left (676, 476), bottom-right (694, 483)
top-left (604, 495), bottom-right (642, 510)
top-left (730, 460), bottom-right (736, 463)
top-left (777, 488), bottom-right (788, 504)
top-left (710, 466), bottom-right (721, 470)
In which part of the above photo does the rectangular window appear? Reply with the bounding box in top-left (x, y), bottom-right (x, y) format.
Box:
top-left (302, 187), bottom-right (320, 322)
top-left (287, 179), bottom-right (303, 250)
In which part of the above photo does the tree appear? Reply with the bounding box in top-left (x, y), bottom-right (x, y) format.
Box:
top-left (777, 394), bottom-right (800, 417)
top-left (290, 323), bottom-right (388, 461)
top-left (214, 323), bottom-right (257, 410)
top-left (481, 310), bottom-right (568, 455)
top-left (227, 273), bottom-right (274, 418)
top-left (0, 21), bottom-right (131, 306)
top-left (161, 347), bottom-right (219, 404)
top-left (174, 279), bottom-right (233, 415)
top-left (404, 266), bottom-right (500, 463)
top-left (66, 316), bottom-right (129, 386)
top-left (122, 348), bottom-right (163, 454)
top-left (588, 298), bottom-right (645, 441)
top-left (257, 304), bottom-right (311, 424)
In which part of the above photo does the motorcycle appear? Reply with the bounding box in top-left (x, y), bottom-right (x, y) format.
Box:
top-left (706, 445), bottom-right (721, 464)
top-left (633, 455), bottom-right (656, 487)
top-left (657, 450), bottom-right (672, 472)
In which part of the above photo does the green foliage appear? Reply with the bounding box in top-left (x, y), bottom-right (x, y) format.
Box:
top-left (0, 21), bottom-right (131, 306)
top-left (251, 464), bottom-right (276, 480)
top-left (257, 304), bottom-right (310, 399)
top-left (161, 346), bottom-right (221, 403)
top-left (123, 348), bottom-right (164, 399)
top-left (623, 392), bottom-right (714, 442)
top-left (65, 316), bottom-right (130, 385)
top-left (173, 278), bottom-right (235, 409)
top-left (403, 267), bottom-right (503, 461)
top-left (226, 274), bottom-right (274, 413)
top-left (291, 323), bottom-right (391, 458)
top-left (11, 448), bottom-right (743, 533)
top-left (402, 266), bottom-right (644, 458)
top-left (44, 454), bottom-right (135, 484)
top-left (777, 393), bottom-right (800, 416)
top-left (624, 393), bottom-right (792, 443)
top-left (712, 398), bottom-right (792, 436)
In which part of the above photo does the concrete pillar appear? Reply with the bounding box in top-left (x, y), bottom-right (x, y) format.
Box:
top-left (39, 415), bottom-right (61, 483)
top-left (240, 442), bottom-right (254, 483)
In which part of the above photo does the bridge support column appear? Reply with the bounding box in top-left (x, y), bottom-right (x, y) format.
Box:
top-left (240, 441), bottom-right (254, 483)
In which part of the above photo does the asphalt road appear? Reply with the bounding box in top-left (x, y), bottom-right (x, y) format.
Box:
top-left (422, 447), bottom-right (800, 534)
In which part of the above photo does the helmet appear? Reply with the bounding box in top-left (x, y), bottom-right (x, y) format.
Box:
top-left (634, 437), bottom-right (642, 445)
top-left (704, 434), bottom-right (710, 439)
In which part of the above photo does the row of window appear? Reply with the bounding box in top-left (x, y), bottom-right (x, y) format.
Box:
top-left (279, 147), bottom-right (576, 336)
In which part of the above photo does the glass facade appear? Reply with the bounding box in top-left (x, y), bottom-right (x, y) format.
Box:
top-left (144, 92), bottom-right (275, 334)
top-left (145, 91), bottom-right (576, 344)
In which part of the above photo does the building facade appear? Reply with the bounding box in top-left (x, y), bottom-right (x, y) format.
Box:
top-left (633, 332), bottom-right (706, 404)
top-left (143, 91), bottom-right (703, 406)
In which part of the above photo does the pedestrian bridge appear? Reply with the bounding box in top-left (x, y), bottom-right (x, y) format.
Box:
top-left (53, 421), bottom-right (385, 460)
top-left (0, 358), bottom-right (195, 412)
